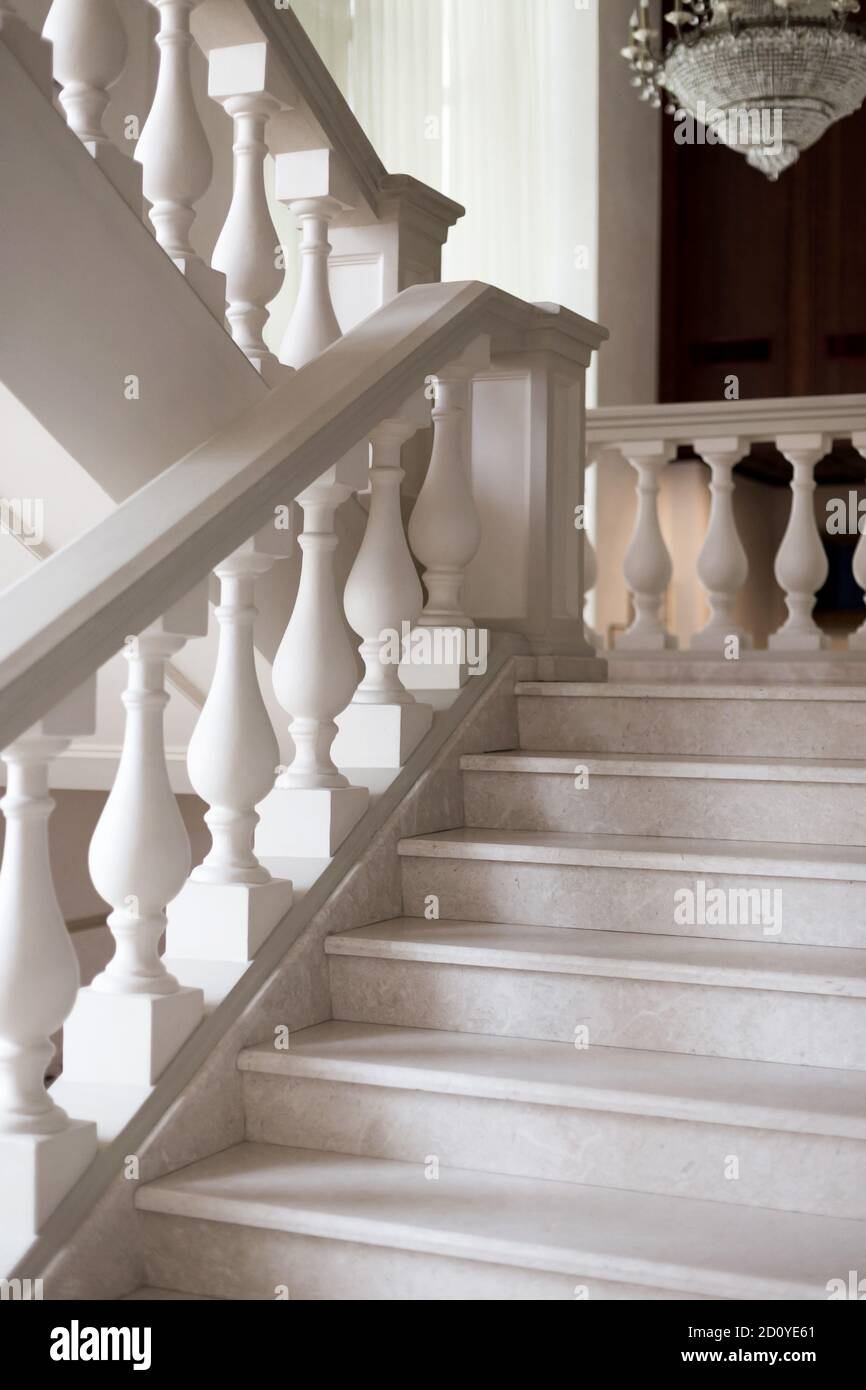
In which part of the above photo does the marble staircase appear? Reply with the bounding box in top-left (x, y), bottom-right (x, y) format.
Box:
top-left (131, 675), bottom-right (866, 1300)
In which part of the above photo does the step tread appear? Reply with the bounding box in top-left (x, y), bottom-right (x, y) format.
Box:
top-left (515, 681), bottom-right (866, 701)
top-left (121, 1288), bottom-right (218, 1301)
top-left (461, 750), bottom-right (866, 784)
top-left (238, 1021), bottom-right (866, 1138)
top-left (135, 1141), bottom-right (866, 1300)
top-left (325, 918), bottom-right (866, 996)
top-left (397, 826), bottom-right (866, 880)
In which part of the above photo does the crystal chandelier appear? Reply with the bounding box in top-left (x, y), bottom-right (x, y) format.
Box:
top-left (622, 1), bottom-right (866, 178)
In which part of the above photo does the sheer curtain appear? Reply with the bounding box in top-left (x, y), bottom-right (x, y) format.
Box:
top-left (278, 0), bottom-right (600, 324)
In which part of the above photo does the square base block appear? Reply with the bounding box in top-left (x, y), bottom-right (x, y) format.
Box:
top-left (399, 626), bottom-right (488, 691)
top-left (255, 784), bottom-right (370, 859)
top-left (62, 986), bottom-right (204, 1087)
top-left (768, 630), bottom-right (831, 653)
top-left (0, 1120), bottom-right (97, 1236)
top-left (613, 629), bottom-right (678, 653)
top-left (333, 701), bottom-right (433, 768)
top-left (166, 877), bottom-right (294, 963)
top-left (690, 627), bottom-right (752, 653)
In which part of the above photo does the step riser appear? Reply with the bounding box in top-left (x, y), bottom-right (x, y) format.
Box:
top-left (401, 857), bottom-right (866, 949)
top-left (329, 957), bottom-right (866, 1069)
top-left (518, 695), bottom-right (866, 760)
top-left (242, 1072), bottom-right (866, 1221)
top-left (140, 1212), bottom-right (713, 1301)
top-left (463, 770), bottom-right (866, 848)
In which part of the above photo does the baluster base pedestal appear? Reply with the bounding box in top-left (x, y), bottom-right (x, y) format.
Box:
top-left (690, 626), bottom-right (752, 653)
top-left (255, 785), bottom-right (370, 859)
top-left (166, 878), bottom-right (294, 963)
top-left (399, 626), bottom-right (489, 691)
top-left (333, 701), bottom-right (433, 769)
top-left (614, 628), bottom-right (678, 653)
top-left (62, 987), bottom-right (204, 1087)
top-left (768, 629), bottom-right (831, 653)
top-left (0, 1119), bottom-right (97, 1236)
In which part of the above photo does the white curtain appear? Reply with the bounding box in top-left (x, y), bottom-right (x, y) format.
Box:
top-left (282, 0), bottom-right (599, 321)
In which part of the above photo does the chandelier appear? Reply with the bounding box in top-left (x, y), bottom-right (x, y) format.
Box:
top-left (622, 1), bottom-right (866, 178)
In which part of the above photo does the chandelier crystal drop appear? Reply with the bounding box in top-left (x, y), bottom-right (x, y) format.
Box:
top-left (622, 0), bottom-right (866, 178)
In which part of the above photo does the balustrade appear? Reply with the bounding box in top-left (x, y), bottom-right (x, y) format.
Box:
top-left (587, 401), bottom-right (866, 658)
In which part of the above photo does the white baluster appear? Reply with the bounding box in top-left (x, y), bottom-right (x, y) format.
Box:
top-left (134, 0), bottom-right (212, 262)
top-left (278, 197), bottom-right (342, 368)
top-left (63, 597), bottom-right (207, 1085)
top-left (42, 0), bottom-right (127, 146)
top-left (165, 538), bottom-right (294, 962)
top-left (89, 632), bottom-right (191, 993)
top-left (691, 437), bottom-right (750, 651)
top-left (0, 684), bottom-right (97, 1234)
top-left (614, 441), bottom-right (677, 651)
top-left (849, 432), bottom-right (866, 650)
top-left (256, 457), bottom-right (370, 859)
top-left (210, 91), bottom-right (283, 377)
top-left (334, 406), bottom-right (434, 767)
top-left (189, 556), bottom-right (277, 885)
top-left (273, 481), bottom-right (359, 789)
top-left (583, 528), bottom-right (601, 648)
top-left (768, 434), bottom-right (830, 651)
top-left (408, 374), bottom-right (480, 631)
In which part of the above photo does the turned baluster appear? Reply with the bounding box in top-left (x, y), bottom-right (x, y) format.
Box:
top-left (134, 0), bottom-right (212, 262)
top-left (583, 528), bottom-right (601, 648)
top-left (210, 90), bottom-right (283, 376)
top-left (63, 597), bottom-right (207, 1085)
top-left (408, 372), bottom-right (480, 631)
top-left (692, 437), bottom-right (750, 651)
top-left (278, 197), bottom-right (343, 368)
top-left (614, 441), bottom-right (677, 651)
top-left (336, 410), bottom-right (434, 767)
top-left (88, 631), bottom-right (194, 993)
top-left (273, 475), bottom-right (361, 791)
top-left (187, 547), bottom-right (280, 886)
top-left (345, 418), bottom-right (426, 705)
top-left (42, 0), bottom-right (127, 146)
top-left (849, 432), bottom-right (866, 649)
top-left (0, 684), bottom-right (95, 1136)
top-left (768, 434), bottom-right (830, 652)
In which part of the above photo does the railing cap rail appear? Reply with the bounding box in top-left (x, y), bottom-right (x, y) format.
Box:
top-left (587, 393), bottom-right (866, 449)
top-left (0, 281), bottom-right (605, 752)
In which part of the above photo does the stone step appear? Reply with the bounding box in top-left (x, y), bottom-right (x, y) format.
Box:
top-left (326, 918), bottom-right (866, 1068)
top-left (606, 654), bottom-right (866, 686)
top-left (238, 1021), bottom-right (866, 1219)
top-left (461, 750), bottom-right (866, 847)
top-left (515, 682), bottom-right (866, 760)
top-left (135, 1141), bottom-right (866, 1301)
top-left (121, 1288), bottom-right (217, 1300)
top-left (398, 828), bottom-right (866, 948)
